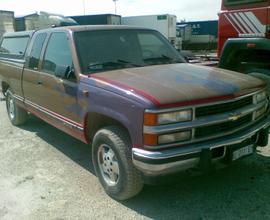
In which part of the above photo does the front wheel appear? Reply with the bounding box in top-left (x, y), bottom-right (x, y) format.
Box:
top-left (92, 126), bottom-right (143, 200)
top-left (6, 89), bottom-right (28, 126)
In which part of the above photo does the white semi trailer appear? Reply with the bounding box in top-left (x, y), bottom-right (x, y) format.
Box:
top-left (122, 14), bottom-right (182, 50)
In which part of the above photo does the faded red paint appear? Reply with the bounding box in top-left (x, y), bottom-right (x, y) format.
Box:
top-left (89, 64), bottom-right (265, 109)
top-left (25, 103), bottom-right (87, 143)
top-left (91, 74), bottom-right (161, 106)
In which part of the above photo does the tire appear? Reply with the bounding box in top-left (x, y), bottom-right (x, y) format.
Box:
top-left (92, 126), bottom-right (143, 200)
top-left (6, 89), bottom-right (28, 126)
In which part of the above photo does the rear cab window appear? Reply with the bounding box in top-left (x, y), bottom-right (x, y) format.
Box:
top-left (0, 36), bottom-right (30, 58)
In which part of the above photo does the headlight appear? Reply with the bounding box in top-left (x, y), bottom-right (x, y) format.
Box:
top-left (254, 103), bottom-right (268, 119)
top-left (144, 130), bottom-right (192, 146)
top-left (254, 91), bottom-right (267, 104)
top-left (144, 109), bottom-right (192, 126)
top-left (158, 110), bottom-right (192, 124)
top-left (158, 131), bottom-right (191, 144)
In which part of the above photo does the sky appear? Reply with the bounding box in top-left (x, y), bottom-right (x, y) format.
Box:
top-left (1, 0), bottom-right (222, 21)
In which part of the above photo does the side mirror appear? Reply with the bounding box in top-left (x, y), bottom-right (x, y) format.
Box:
top-left (55, 65), bottom-right (76, 80)
top-left (55, 65), bottom-right (68, 78)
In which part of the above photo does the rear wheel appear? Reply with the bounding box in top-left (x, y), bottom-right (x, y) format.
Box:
top-left (92, 126), bottom-right (143, 200)
top-left (6, 89), bottom-right (28, 126)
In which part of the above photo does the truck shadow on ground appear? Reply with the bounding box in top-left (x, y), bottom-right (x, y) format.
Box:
top-left (20, 115), bottom-right (95, 174)
top-left (20, 116), bottom-right (270, 220)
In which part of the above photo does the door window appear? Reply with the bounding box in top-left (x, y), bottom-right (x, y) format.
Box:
top-left (42, 32), bottom-right (72, 75)
top-left (28, 33), bottom-right (47, 70)
top-left (0, 36), bottom-right (29, 56)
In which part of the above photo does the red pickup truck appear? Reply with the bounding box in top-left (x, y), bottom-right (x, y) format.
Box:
top-left (0, 26), bottom-right (269, 200)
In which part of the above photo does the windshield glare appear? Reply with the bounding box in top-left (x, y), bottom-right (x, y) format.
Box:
top-left (74, 29), bottom-right (184, 74)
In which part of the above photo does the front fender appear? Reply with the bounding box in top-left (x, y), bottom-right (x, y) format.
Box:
top-left (78, 84), bottom-right (149, 147)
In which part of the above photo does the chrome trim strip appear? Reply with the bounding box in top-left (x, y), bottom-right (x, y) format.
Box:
top-left (133, 115), bottom-right (270, 173)
top-left (144, 114), bottom-right (267, 150)
top-left (0, 57), bottom-right (26, 64)
top-left (133, 157), bottom-right (200, 175)
top-left (12, 94), bottom-right (84, 132)
top-left (24, 99), bottom-right (84, 131)
top-left (133, 147), bottom-right (200, 160)
top-left (145, 89), bottom-right (264, 114)
top-left (13, 94), bottom-right (24, 102)
top-left (144, 101), bottom-right (267, 135)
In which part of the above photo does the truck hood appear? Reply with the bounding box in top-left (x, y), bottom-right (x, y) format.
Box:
top-left (90, 63), bottom-right (265, 108)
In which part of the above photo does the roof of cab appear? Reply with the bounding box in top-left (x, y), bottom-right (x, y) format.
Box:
top-left (3, 30), bottom-right (35, 38)
top-left (2, 25), bottom-right (154, 38)
top-left (36, 25), bottom-right (153, 33)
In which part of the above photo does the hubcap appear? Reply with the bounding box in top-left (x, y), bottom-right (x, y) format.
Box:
top-left (97, 144), bottom-right (120, 186)
top-left (8, 97), bottom-right (15, 120)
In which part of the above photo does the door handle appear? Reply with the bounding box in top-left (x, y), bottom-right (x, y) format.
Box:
top-left (82, 90), bottom-right (89, 97)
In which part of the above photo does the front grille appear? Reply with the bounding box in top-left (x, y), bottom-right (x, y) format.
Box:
top-left (195, 114), bottom-right (253, 138)
top-left (195, 96), bottom-right (253, 118)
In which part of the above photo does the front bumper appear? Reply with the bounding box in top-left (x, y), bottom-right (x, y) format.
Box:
top-left (132, 116), bottom-right (270, 176)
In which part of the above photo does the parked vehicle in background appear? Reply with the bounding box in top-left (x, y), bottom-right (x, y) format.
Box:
top-left (14, 11), bottom-right (77, 32)
top-left (0, 26), bottom-right (269, 200)
top-left (177, 20), bottom-right (218, 51)
top-left (218, 0), bottom-right (270, 89)
top-left (122, 14), bottom-right (182, 50)
top-left (0, 10), bottom-right (15, 38)
top-left (70, 14), bottom-right (121, 25)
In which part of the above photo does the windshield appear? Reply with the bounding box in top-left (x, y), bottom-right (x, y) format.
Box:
top-left (74, 29), bottom-right (185, 74)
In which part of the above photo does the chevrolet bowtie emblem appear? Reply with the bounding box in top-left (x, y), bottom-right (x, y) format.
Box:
top-left (228, 113), bottom-right (242, 121)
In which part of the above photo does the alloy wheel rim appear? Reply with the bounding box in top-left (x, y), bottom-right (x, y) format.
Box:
top-left (97, 144), bottom-right (120, 186)
top-left (8, 97), bottom-right (15, 120)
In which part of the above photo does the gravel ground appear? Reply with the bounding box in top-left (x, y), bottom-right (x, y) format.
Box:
top-left (0, 98), bottom-right (270, 220)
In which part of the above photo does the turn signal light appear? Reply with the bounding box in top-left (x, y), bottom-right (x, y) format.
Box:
top-left (144, 133), bottom-right (158, 146)
top-left (144, 112), bottom-right (157, 126)
top-left (247, 43), bottom-right (256, 48)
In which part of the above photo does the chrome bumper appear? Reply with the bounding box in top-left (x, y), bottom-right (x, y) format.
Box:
top-left (132, 116), bottom-right (270, 176)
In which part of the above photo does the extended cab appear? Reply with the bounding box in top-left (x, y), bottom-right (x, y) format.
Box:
top-left (0, 26), bottom-right (270, 200)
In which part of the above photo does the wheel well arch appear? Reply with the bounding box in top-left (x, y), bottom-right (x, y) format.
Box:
top-left (84, 112), bottom-right (132, 144)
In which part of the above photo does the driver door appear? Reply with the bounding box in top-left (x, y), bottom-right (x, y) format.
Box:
top-left (37, 32), bottom-right (80, 125)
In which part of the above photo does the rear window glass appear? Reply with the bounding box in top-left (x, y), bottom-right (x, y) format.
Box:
top-left (224, 0), bottom-right (266, 6)
top-left (0, 37), bottom-right (29, 56)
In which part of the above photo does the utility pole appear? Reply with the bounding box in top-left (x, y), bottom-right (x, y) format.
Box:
top-left (113, 0), bottom-right (118, 14)
top-left (83, 0), bottom-right (86, 15)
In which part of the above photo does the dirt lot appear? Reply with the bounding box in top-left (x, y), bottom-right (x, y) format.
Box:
top-left (0, 98), bottom-right (270, 220)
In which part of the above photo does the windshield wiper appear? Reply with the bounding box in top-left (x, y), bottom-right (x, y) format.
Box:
top-left (143, 54), bottom-right (182, 64)
top-left (88, 59), bottom-right (141, 71)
